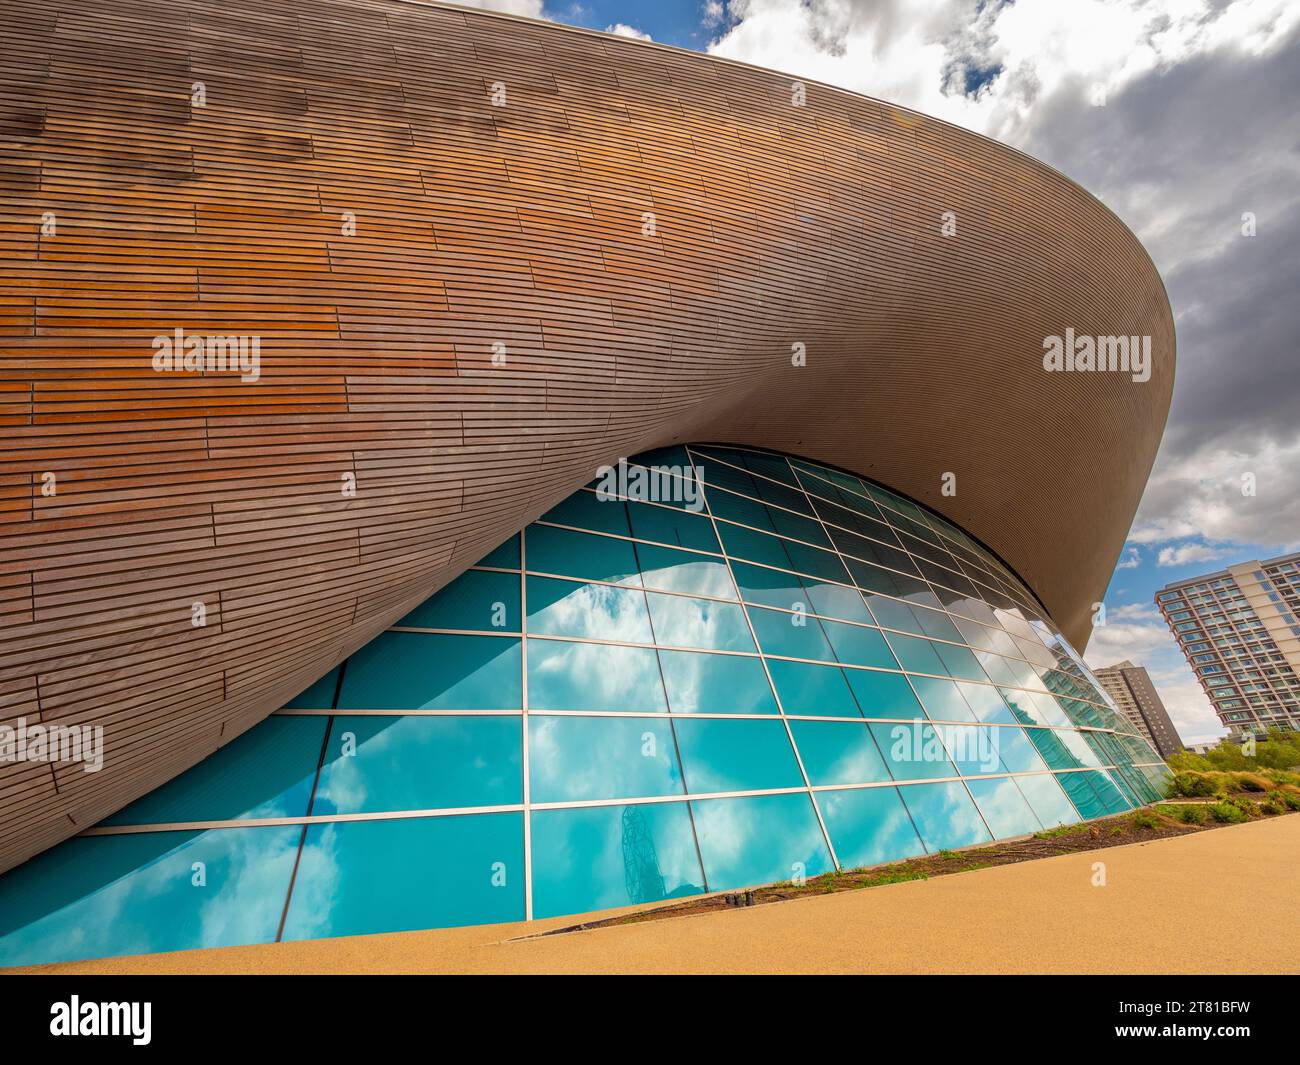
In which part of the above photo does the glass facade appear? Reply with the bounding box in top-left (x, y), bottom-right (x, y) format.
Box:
top-left (0, 445), bottom-right (1168, 966)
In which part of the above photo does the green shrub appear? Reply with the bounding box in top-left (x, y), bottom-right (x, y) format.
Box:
top-left (1131, 809), bottom-right (1160, 830)
top-left (1168, 772), bottom-right (1223, 798)
top-left (1208, 801), bottom-right (1248, 824)
top-left (1280, 790), bottom-right (1300, 811)
top-left (1176, 804), bottom-right (1207, 825)
top-left (1260, 793), bottom-right (1289, 816)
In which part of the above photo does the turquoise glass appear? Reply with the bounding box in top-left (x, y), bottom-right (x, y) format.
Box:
top-left (965, 776), bottom-right (1042, 837)
top-left (285, 666), bottom-right (340, 709)
top-left (0, 827), bottom-right (300, 967)
top-left (312, 716), bottom-right (522, 815)
top-left (802, 578), bottom-right (874, 625)
top-left (396, 568), bottom-right (520, 632)
top-left (658, 648), bottom-right (778, 714)
top-left (748, 604), bottom-right (835, 660)
top-left (898, 782), bottom-right (993, 851)
top-left (767, 659), bottom-right (862, 717)
top-left (530, 803), bottom-right (705, 918)
top-left (478, 533), bottom-right (520, 569)
top-left (816, 786), bottom-right (925, 870)
top-left (955, 681), bottom-right (1017, 724)
top-left (281, 813), bottom-right (525, 940)
top-left (821, 619), bottom-right (897, 669)
top-left (541, 489), bottom-right (631, 536)
top-left (527, 639), bottom-right (666, 712)
top-left (1016, 772), bottom-right (1082, 827)
top-left (673, 718), bottom-right (804, 793)
top-left (525, 524), bottom-right (642, 585)
top-left (338, 632), bottom-right (521, 710)
top-left (0, 444), bottom-right (1167, 965)
top-left (907, 676), bottom-right (978, 723)
top-left (528, 715), bottom-right (683, 803)
top-left (789, 720), bottom-right (890, 786)
top-left (871, 721), bottom-right (957, 781)
top-left (626, 498), bottom-right (719, 553)
top-left (845, 668), bottom-right (926, 719)
top-left (645, 592), bottom-right (754, 652)
top-left (730, 559), bottom-right (806, 611)
top-left (526, 575), bottom-right (653, 642)
top-left (103, 716), bottom-right (326, 825)
top-left (691, 793), bottom-right (833, 891)
top-left (933, 724), bottom-right (1008, 776)
top-left (635, 543), bottom-right (736, 598)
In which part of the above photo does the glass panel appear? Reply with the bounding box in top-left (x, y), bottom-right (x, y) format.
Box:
top-left (870, 721), bottom-right (957, 781)
top-left (955, 682), bottom-right (1017, 724)
top-left (658, 649), bottom-right (778, 714)
top-left (478, 533), bottom-right (520, 569)
top-left (526, 575), bottom-right (653, 643)
top-left (645, 593), bottom-right (755, 652)
top-left (397, 569), bottom-right (520, 632)
top-left (789, 720), bottom-right (889, 786)
top-left (627, 498), bottom-right (720, 553)
top-left (1015, 772), bottom-right (1081, 827)
top-left (690, 793), bottom-right (832, 891)
top-left (730, 560), bottom-right (805, 611)
top-left (909, 676), bottom-right (978, 723)
top-left (673, 718), bottom-right (804, 793)
top-left (635, 543), bottom-right (736, 598)
top-left (530, 803), bottom-right (705, 918)
top-left (528, 716), bottom-right (683, 803)
top-left (285, 666), bottom-right (340, 709)
top-left (747, 605), bottom-right (834, 661)
top-left (821, 619), bottom-right (898, 670)
top-left (815, 786), bottom-right (925, 870)
top-left (281, 813), bottom-right (525, 940)
top-left (337, 632), bottom-right (521, 711)
top-left (990, 725), bottom-right (1050, 773)
top-left (932, 724), bottom-right (1006, 776)
top-left (0, 827), bottom-right (300, 967)
top-left (898, 782), bottom-right (993, 851)
top-left (844, 669), bottom-right (925, 719)
top-left (313, 716), bottom-right (522, 815)
top-left (885, 632), bottom-right (947, 675)
top-left (801, 578), bottom-right (874, 625)
top-left (525, 525), bottom-right (642, 586)
top-left (541, 489), bottom-right (630, 536)
top-left (767, 659), bottom-right (861, 717)
top-left (965, 776), bottom-right (1041, 837)
top-left (1057, 771), bottom-right (1107, 819)
top-left (104, 716), bottom-right (325, 826)
top-left (527, 640), bottom-right (666, 712)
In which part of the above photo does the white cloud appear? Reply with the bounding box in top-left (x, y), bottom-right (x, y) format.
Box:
top-left (703, 1), bottom-right (726, 28)
top-left (1116, 546), bottom-right (1141, 569)
top-left (1155, 542), bottom-right (1232, 567)
top-left (461, 0), bottom-right (546, 17)
top-left (606, 23), bottom-right (653, 41)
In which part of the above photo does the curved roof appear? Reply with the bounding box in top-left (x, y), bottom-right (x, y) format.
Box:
top-left (0, 0), bottom-right (1173, 873)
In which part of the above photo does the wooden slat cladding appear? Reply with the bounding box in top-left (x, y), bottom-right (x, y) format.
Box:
top-left (0, 0), bottom-right (1174, 873)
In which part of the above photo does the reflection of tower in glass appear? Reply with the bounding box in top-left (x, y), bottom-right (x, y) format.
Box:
top-left (622, 806), bottom-right (665, 904)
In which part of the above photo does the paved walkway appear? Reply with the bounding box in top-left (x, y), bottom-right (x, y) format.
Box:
top-left (16, 815), bottom-right (1300, 974)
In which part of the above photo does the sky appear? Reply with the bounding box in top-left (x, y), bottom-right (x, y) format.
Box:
top-left (460, 0), bottom-right (1299, 744)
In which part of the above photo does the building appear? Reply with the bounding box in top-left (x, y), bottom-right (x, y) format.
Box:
top-left (1094, 661), bottom-right (1184, 759)
top-left (1156, 554), bottom-right (1300, 737)
top-left (0, 2), bottom-right (1174, 967)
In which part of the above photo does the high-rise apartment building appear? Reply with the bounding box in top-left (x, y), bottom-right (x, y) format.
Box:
top-left (1094, 661), bottom-right (1184, 759)
top-left (1156, 554), bottom-right (1300, 737)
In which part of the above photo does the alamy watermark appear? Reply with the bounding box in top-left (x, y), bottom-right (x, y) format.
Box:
top-left (0, 717), bottom-right (103, 773)
top-left (594, 458), bottom-right (704, 513)
top-left (152, 327), bottom-right (261, 382)
top-left (1042, 328), bottom-right (1151, 383)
